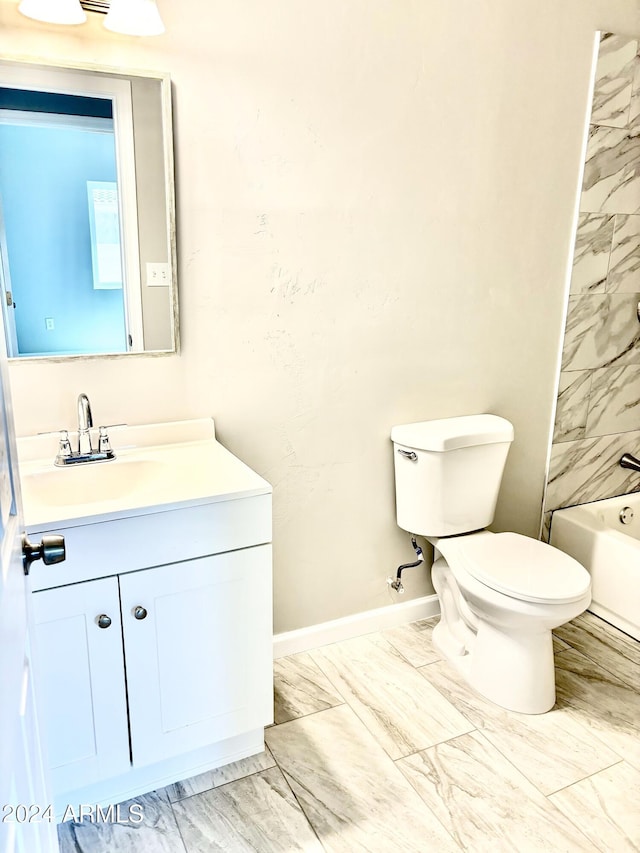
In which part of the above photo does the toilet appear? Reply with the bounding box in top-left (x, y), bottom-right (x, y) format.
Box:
top-left (391, 414), bottom-right (591, 714)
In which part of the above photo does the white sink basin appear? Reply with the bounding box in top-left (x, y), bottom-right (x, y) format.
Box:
top-left (17, 418), bottom-right (272, 530)
top-left (21, 459), bottom-right (167, 508)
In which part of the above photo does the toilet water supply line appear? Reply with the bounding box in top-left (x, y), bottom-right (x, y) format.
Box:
top-left (387, 536), bottom-right (425, 593)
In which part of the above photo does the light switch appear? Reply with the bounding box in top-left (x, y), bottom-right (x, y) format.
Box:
top-left (45, 318), bottom-right (55, 330)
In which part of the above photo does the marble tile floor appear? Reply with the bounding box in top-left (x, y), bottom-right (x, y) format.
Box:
top-left (58, 611), bottom-right (640, 852)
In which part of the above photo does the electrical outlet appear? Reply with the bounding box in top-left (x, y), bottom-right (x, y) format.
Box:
top-left (45, 317), bottom-right (55, 331)
top-left (146, 262), bottom-right (170, 287)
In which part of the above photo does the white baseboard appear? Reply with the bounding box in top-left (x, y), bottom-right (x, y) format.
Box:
top-left (273, 594), bottom-right (440, 659)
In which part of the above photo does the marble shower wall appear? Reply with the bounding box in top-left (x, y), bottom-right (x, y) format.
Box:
top-left (545, 32), bottom-right (640, 528)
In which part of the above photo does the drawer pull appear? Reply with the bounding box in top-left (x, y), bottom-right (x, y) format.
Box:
top-left (97, 614), bottom-right (112, 629)
top-left (133, 606), bottom-right (148, 620)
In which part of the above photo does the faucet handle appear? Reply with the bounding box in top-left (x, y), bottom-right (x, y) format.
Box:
top-left (98, 426), bottom-right (112, 453)
top-left (54, 430), bottom-right (72, 465)
top-left (58, 430), bottom-right (72, 457)
top-left (98, 424), bottom-right (126, 456)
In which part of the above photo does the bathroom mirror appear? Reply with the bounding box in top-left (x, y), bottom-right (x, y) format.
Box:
top-left (0, 58), bottom-right (178, 359)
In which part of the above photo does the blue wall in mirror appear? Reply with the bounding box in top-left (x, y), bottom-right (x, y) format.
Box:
top-left (0, 120), bottom-right (127, 356)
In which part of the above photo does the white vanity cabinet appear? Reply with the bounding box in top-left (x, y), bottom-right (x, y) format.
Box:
top-left (31, 577), bottom-right (131, 795)
top-left (32, 543), bottom-right (272, 800)
top-left (20, 422), bottom-right (273, 813)
top-left (120, 544), bottom-right (272, 768)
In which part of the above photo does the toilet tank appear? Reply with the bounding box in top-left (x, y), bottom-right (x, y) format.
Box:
top-left (391, 414), bottom-right (514, 537)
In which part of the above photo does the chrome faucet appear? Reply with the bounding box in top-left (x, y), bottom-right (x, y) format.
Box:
top-left (54, 393), bottom-right (117, 466)
top-left (77, 393), bottom-right (93, 455)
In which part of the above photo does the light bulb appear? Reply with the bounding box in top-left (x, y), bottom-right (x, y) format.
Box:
top-left (104, 0), bottom-right (164, 36)
top-left (18, 0), bottom-right (87, 25)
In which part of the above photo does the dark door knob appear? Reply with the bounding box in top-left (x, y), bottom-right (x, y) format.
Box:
top-left (133, 606), bottom-right (147, 620)
top-left (22, 533), bottom-right (66, 576)
top-left (97, 614), bottom-right (112, 629)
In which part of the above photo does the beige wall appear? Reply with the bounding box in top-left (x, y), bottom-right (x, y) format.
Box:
top-left (1, 0), bottom-right (638, 633)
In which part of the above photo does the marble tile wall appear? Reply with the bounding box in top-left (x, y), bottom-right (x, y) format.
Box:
top-left (545, 32), bottom-right (640, 530)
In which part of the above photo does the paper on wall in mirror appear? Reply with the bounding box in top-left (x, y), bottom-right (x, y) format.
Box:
top-left (87, 181), bottom-right (123, 290)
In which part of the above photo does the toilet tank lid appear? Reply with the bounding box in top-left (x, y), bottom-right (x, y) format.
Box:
top-left (391, 414), bottom-right (514, 452)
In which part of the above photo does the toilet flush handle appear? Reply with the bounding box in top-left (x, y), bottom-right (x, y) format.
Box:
top-left (397, 448), bottom-right (418, 461)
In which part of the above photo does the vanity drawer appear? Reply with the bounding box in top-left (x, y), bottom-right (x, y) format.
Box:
top-left (29, 493), bottom-right (272, 591)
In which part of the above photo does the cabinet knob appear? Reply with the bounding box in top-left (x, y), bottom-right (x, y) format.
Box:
top-left (97, 614), bottom-right (112, 629)
top-left (133, 606), bottom-right (148, 620)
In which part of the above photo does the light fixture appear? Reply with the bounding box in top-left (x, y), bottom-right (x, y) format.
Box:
top-left (17, 0), bottom-right (165, 35)
top-left (103, 0), bottom-right (164, 36)
top-left (18, 0), bottom-right (87, 25)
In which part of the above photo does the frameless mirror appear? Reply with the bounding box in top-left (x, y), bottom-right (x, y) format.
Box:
top-left (0, 58), bottom-right (178, 359)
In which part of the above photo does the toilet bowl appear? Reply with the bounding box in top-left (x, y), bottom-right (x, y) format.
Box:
top-left (430, 531), bottom-right (590, 713)
top-left (391, 414), bottom-right (591, 714)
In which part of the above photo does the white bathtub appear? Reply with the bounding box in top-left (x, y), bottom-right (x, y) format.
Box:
top-left (550, 493), bottom-right (640, 641)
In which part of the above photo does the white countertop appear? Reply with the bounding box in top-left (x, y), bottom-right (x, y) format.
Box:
top-left (18, 419), bottom-right (272, 531)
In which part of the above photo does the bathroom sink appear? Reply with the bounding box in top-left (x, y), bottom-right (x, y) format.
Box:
top-left (21, 458), bottom-right (167, 510)
top-left (18, 418), bottom-right (272, 530)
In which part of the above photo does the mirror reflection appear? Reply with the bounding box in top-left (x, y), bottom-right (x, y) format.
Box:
top-left (0, 60), bottom-right (177, 358)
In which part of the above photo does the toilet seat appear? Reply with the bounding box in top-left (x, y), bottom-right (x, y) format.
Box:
top-left (437, 531), bottom-right (590, 604)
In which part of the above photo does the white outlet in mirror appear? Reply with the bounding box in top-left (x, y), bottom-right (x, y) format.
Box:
top-left (146, 263), bottom-right (171, 287)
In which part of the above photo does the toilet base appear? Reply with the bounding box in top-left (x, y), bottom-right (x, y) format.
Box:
top-left (430, 555), bottom-right (589, 715)
top-left (432, 617), bottom-right (555, 714)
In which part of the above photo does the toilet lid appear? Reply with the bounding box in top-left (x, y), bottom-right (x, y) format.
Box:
top-left (441, 532), bottom-right (591, 604)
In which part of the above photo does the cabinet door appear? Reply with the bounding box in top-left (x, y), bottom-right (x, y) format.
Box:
top-left (121, 545), bottom-right (273, 767)
top-left (31, 578), bottom-right (130, 794)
